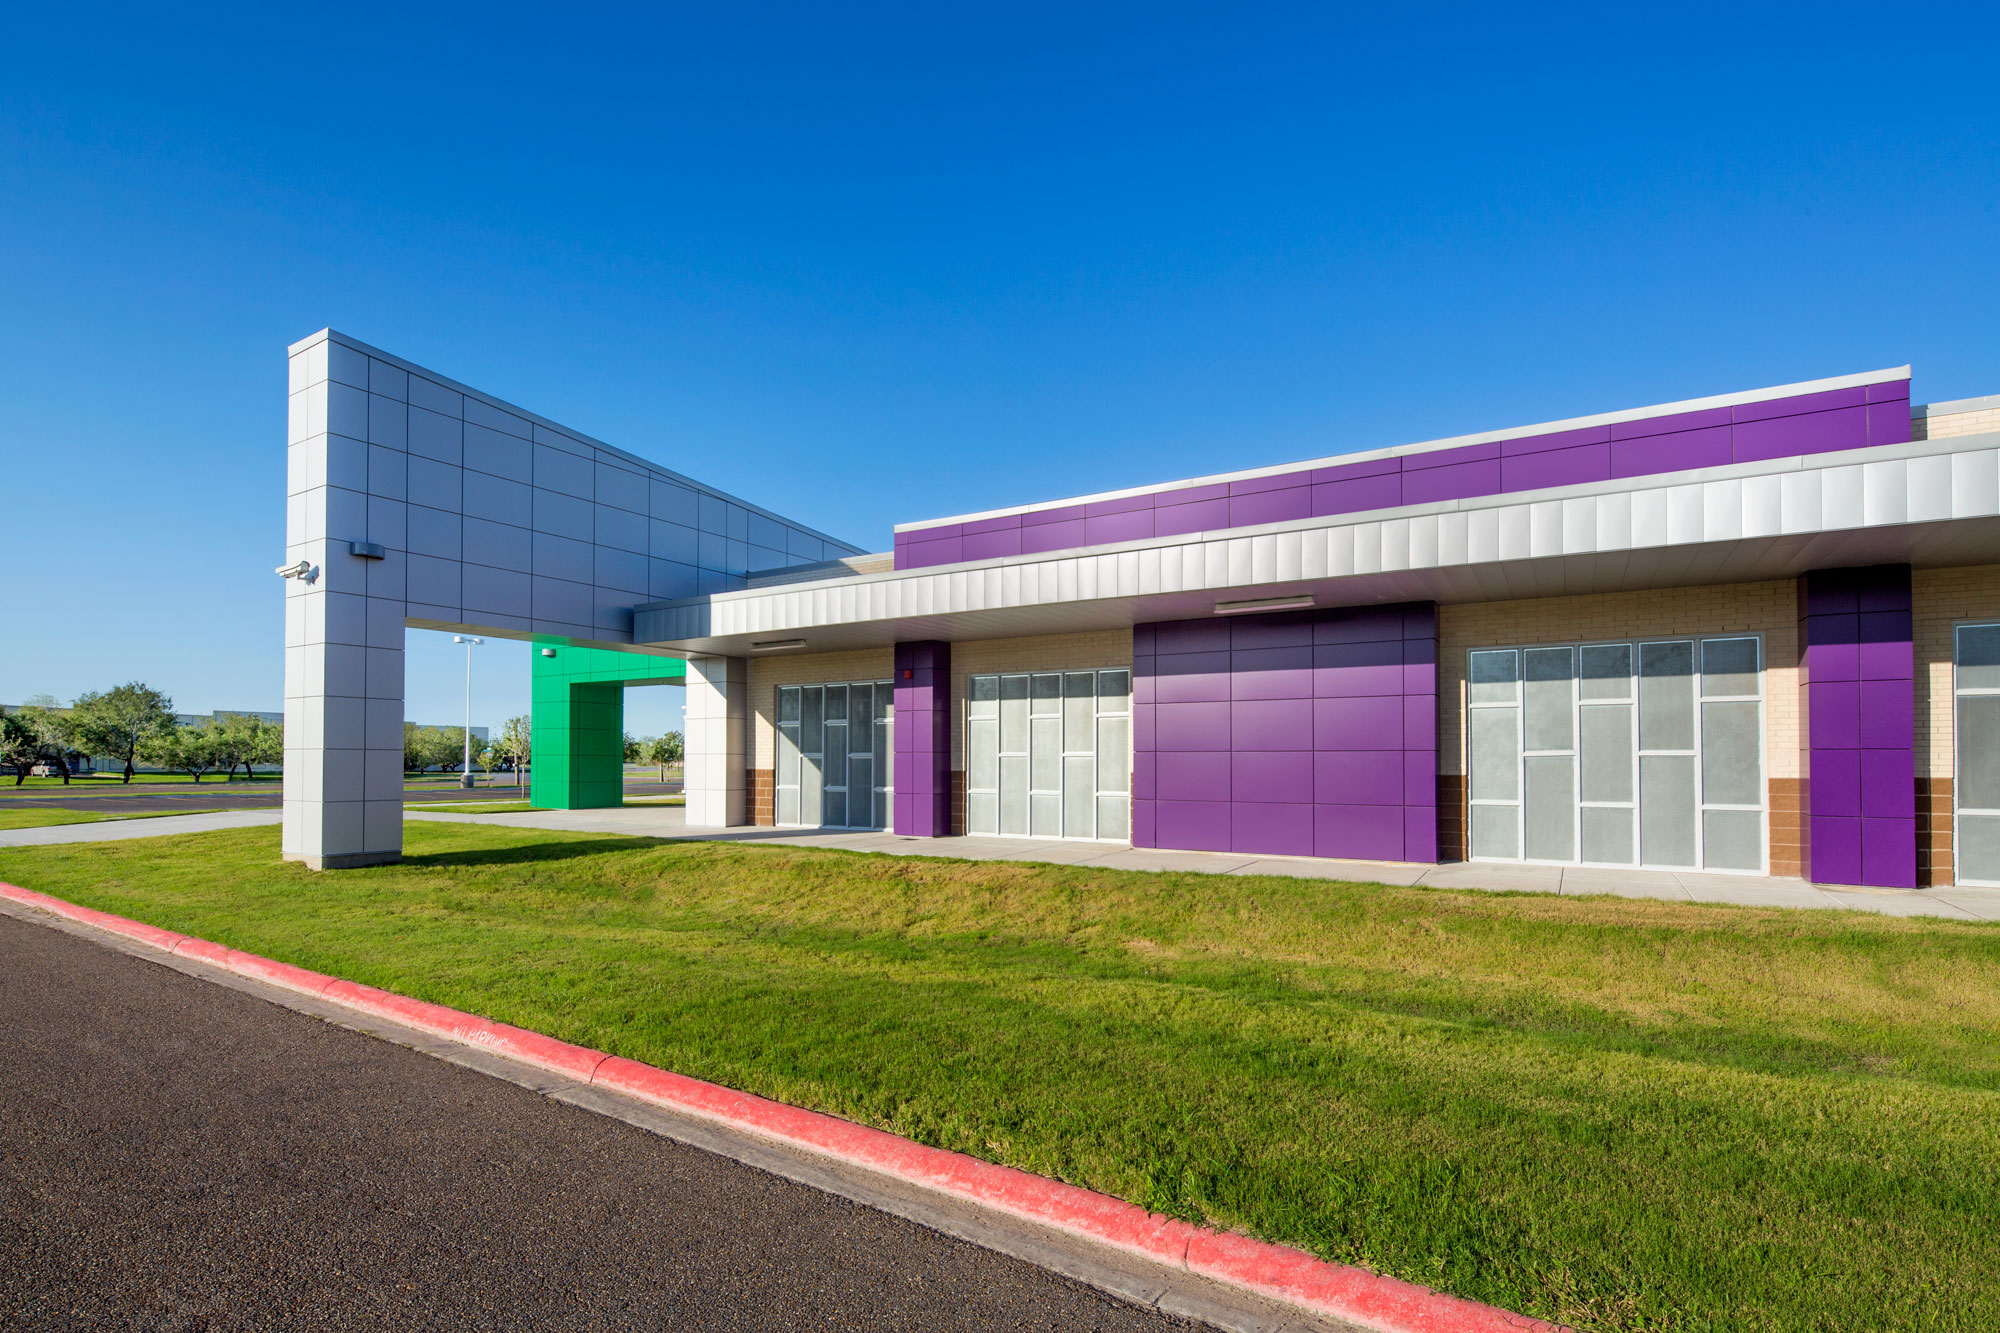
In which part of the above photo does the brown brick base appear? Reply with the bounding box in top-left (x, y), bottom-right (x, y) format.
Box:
top-left (1437, 775), bottom-right (1466, 862)
top-left (751, 768), bottom-right (774, 826)
top-left (950, 770), bottom-right (966, 836)
top-left (1919, 776), bottom-right (1952, 887)
top-left (1769, 777), bottom-right (1803, 878)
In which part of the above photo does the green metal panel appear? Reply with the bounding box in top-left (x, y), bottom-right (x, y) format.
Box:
top-left (529, 645), bottom-right (686, 809)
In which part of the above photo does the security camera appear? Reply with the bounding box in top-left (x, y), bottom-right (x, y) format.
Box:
top-left (275, 560), bottom-right (318, 582)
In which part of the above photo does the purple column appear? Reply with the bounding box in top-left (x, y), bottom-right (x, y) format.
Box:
top-left (1798, 566), bottom-right (1915, 888)
top-left (893, 640), bottom-right (951, 837)
top-left (1133, 602), bottom-right (1438, 862)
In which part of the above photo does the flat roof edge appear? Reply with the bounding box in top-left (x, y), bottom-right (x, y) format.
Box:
top-left (895, 365), bottom-right (1913, 533)
top-left (290, 329), bottom-right (865, 555)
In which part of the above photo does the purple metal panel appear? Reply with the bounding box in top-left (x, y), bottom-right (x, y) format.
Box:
top-left (1314, 695), bottom-right (1404, 750)
top-left (1153, 497), bottom-right (1231, 537)
top-left (1155, 663), bottom-right (1233, 704)
top-left (892, 640), bottom-right (951, 838)
top-left (962, 513), bottom-right (1021, 536)
top-left (1501, 423), bottom-right (1609, 456)
top-left (1132, 750), bottom-right (1155, 800)
top-left (1862, 817), bottom-right (1917, 889)
top-left (1311, 473), bottom-right (1404, 517)
top-left (1867, 399), bottom-right (1912, 446)
top-left (1158, 749), bottom-right (1229, 801)
top-left (1798, 566), bottom-right (1913, 888)
top-left (1233, 667), bottom-right (1316, 701)
top-left (1018, 519), bottom-right (1088, 553)
top-left (1609, 425), bottom-right (1734, 479)
top-left (1402, 440), bottom-right (1500, 471)
top-left (1156, 619), bottom-right (1232, 654)
top-left (1314, 750), bottom-right (1402, 805)
top-left (1155, 701), bottom-right (1233, 751)
top-left (905, 535), bottom-right (963, 568)
top-left (1231, 802), bottom-right (1315, 856)
top-left (1809, 816), bottom-right (1863, 885)
top-left (1231, 699), bottom-right (1314, 751)
top-left (1314, 804), bottom-right (1405, 861)
top-left (1808, 681), bottom-right (1861, 749)
top-left (1867, 378), bottom-right (1911, 403)
top-left (1861, 748), bottom-right (1914, 820)
top-left (1859, 679), bottom-right (1914, 748)
top-left (1733, 385), bottom-right (1866, 422)
top-left (1811, 749), bottom-right (1861, 817)
top-left (1085, 493), bottom-right (1153, 516)
top-left (1023, 502), bottom-right (1088, 526)
top-left (1501, 443), bottom-right (1610, 491)
top-left (1231, 752), bottom-right (1314, 804)
top-left (1611, 406), bottom-right (1732, 439)
top-left (1232, 613), bottom-right (1316, 649)
top-left (1310, 456), bottom-right (1400, 484)
top-left (1131, 799), bottom-right (1156, 846)
top-left (1732, 406), bottom-right (1869, 463)
top-left (1231, 470), bottom-right (1311, 495)
top-left (1228, 487), bottom-right (1310, 528)
top-left (1135, 601), bottom-right (1440, 864)
top-left (1084, 510), bottom-right (1154, 546)
top-left (1401, 458), bottom-right (1501, 504)
top-left (962, 528), bottom-right (1023, 560)
top-left (1163, 482), bottom-right (1232, 504)
top-left (1155, 799), bottom-right (1232, 852)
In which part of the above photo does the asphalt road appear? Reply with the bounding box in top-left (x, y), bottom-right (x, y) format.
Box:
top-left (0, 780), bottom-right (682, 815)
top-left (0, 913), bottom-right (1201, 1332)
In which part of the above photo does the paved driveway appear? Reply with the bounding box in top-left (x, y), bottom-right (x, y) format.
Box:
top-left (0, 913), bottom-right (1201, 1332)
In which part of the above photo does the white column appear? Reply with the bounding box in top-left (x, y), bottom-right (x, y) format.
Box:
top-left (684, 654), bottom-right (746, 828)
top-left (283, 338), bottom-right (406, 869)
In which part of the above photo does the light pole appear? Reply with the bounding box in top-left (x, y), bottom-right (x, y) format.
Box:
top-left (453, 635), bottom-right (484, 788)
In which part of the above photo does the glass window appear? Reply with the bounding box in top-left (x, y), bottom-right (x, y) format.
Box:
top-left (1469, 650), bottom-right (1518, 704)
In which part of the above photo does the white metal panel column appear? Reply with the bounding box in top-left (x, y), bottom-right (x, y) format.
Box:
top-left (283, 338), bottom-right (406, 869)
top-left (685, 654), bottom-right (746, 828)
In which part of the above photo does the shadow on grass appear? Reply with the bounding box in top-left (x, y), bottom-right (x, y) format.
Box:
top-left (402, 837), bottom-right (673, 869)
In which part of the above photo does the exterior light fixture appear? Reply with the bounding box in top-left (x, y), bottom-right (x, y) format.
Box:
top-left (275, 559), bottom-right (317, 583)
top-left (751, 638), bottom-right (808, 652)
top-left (540, 648), bottom-right (558, 657)
top-left (1214, 594), bottom-right (1314, 615)
top-left (349, 540), bottom-right (386, 560)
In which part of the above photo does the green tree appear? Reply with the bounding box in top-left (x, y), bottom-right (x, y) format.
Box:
top-left (624, 731), bottom-right (643, 764)
top-left (496, 715), bottom-right (532, 788)
top-left (0, 712), bottom-right (51, 785)
top-left (644, 731), bottom-right (684, 781)
top-left (140, 720), bottom-right (222, 783)
top-left (16, 696), bottom-right (80, 784)
top-left (69, 683), bottom-right (175, 783)
top-left (404, 723), bottom-right (463, 774)
top-left (213, 714), bottom-right (282, 781)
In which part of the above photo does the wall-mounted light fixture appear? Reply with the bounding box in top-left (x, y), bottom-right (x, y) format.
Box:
top-left (540, 648), bottom-right (558, 657)
top-left (751, 638), bottom-right (807, 652)
top-left (349, 540), bottom-right (386, 560)
top-left (1214, 594), bottom-right (1314, 615)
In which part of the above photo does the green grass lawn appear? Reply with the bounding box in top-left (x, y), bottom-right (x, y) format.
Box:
top-left (1, 823), bottom-right (1995, 1331)
top-left (407, 798), bottom-right (685, 813)
top-left (0, 807), bottom-right (225, 830)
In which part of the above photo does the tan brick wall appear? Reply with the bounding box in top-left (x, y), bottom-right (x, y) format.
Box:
top-left (947, 630), bottom-right (1135, 770)
top-left (1912, 408), bottom-right (2000, 440)
top-left (1911, 564), bottom-right (2000, 885)
top-left (745, 648), bottom-right (896, 770)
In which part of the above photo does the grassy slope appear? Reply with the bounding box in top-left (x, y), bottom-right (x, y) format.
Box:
top-left (0, 808), bottom-right (223, 830)
top-left (1, 822), bottom-right (1995, 1331)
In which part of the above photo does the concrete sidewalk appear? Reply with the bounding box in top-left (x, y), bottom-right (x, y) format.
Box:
top-left (406, 805), bottom-right (2000, 922)
top-left (9, 804), bottom-right (1999, 922)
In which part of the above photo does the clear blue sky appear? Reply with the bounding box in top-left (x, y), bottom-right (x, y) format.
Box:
top-left (3, 4), bottom-right (1995, 737)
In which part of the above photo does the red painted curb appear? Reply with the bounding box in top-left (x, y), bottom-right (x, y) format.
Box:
top-left (0, 880), bottom-right (1560, 1333)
